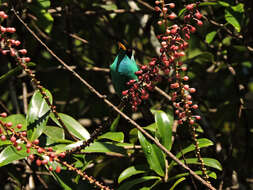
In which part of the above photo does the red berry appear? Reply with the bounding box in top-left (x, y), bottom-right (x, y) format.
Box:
top-left (10, 136), bottom-right (16, 143)
top-left (37, 147), bottom-right (44, 154)
top-left (195, 11), bottom-right (202, 19)
top-left (42, 159), bottom-right (48, 165)
top-left (16, 146), bottom-right (22, 151)
top-left (0, 112), bottom-right (7, 118)
top-left (26, 142), bottom-right (32, 148)
top-left (59, 152), bottom-right (66, 158)
top-left (1, 135), bottom-right (6, 141)
top-left (121, 90), bottom-right (128, 96)
top-left (196, 115), bottom-right (201, 120)
top-left (19, 49), bottom-right (27, 55)
top-left (168, 3), bottom-right (175, 8)
top-left (192, 104), bottom-right (198, 109)
top-left (168, 12), bottom-right (177, 20)
top-left (36, 159), bottom-right (42, 166)
top-left (155, 1), bottom-right (160, 5)
top-left (17, 124), bottom-right (22, 129)
top-left (189, 119), bottom-right (195, 125)
top-left (197, 20), bottom-right (203, 26)
top-left (21, 131), bottom-right (27, 137)
top-left (186, 4), bottom-right (195, 11)
top-left (55, 166), bottom-right (61, 173)
top-left (33, 139), bottom-right (39, 145)
top-left (26, 149), bottom-right (31, 153)
top-left (28, 154), bottom-right (34, 161)
top-left (162, 7), bottom-right (168, 13)
top-left (189, 88), bottom-right (196, 93)
top-left (154, 6), bottom-right (160, 12)
top-left (6, 122), bottom-right (12, 127)
top-left (183, 76), bottom-right (189, 81)
top-left (49, 166), bottom-right (53, 171)
top-left (184, 85), bottom-right (189, 90)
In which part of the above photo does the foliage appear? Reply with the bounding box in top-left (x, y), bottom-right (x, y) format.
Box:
top-left (0, 0), bottom-right (252, 189)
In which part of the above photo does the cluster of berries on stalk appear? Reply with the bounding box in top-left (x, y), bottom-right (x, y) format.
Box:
top-left (0, 11), bottom-right (63, 173)
top-left (0, 112), bottom-right (63, 173)
top-left (122, 1), bottom-right (203, 125)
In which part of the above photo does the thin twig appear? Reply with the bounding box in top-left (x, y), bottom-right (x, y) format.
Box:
top-left (13, 9), bottom-right (216, 190)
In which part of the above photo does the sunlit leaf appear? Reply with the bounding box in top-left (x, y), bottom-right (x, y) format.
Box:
top-left (118, 165), bottom-right (148, 183)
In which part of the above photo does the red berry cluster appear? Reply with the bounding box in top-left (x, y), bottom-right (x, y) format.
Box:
top-left (0, 111), bottom-right (63, 173)
top-left (122, 1), bottom-right (203, 125)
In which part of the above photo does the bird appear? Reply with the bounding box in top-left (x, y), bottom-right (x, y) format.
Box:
top-left (110, 42), bottom-right (154, 123)
top-left (110, 42), bottom-right (139, 96)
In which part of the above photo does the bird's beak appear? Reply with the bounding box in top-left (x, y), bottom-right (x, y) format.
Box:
top-left (118, 42), bottom-right (127, 51)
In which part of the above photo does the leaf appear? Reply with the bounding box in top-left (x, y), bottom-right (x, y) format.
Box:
top-left (205, 31), bottom-right (217, 44)
top-left (118, 176), bottom-right (161, 190)
top-left (0, 114), bottom-right (26, 133)
top-left (176, 138), bottom-right (214, 158)
top-left (217, 1), bottom-right (230, 7)
top-left (177, 158), bottom-right (222, 171)
top-left (98, 132), bottom-right (124, 142)
top-left (43, 125), bottom-right (65, 140)
top-left (0, 63), bottom-right (35, 85)
top-left (231, 3), bottom-right (244, 13)
top-left (83, 142), bottom-right (127, 155)
top-left (154, 110), bottom-right (173, 151)
top-left (118, 165), bottom-right (149, 183)
top-left (138, 131), bottom-right (165, 176)
top-left (50, 113), bottom-right (90, 140)
top-left (0, 144), bottom-right (36, 167)
top-left (27, 89), bottom-right (52, 141)
top-left (110, 114), bottom-right (120, 131)
top-left (169, 177), bottom-right (186, 190)
top-left (38, 0), bottom-right (50, 9)
top-left (167, 170), bottom-right (217, 182)
top-left (50, 172), bottom-right (72, 190)
top-left (225, 9), bottom-right (241, 32)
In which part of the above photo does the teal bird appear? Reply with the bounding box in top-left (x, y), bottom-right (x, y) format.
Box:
top-left (110, 42), bottom-right (139, 96)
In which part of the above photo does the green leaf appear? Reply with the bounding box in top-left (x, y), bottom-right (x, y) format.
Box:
top-left (98, 132), bottom-right (124, 142)
top-left (118, 176), bottom-right (161, 190)
top-left (0, 114), bottom-right (26, 133)
top-left (154, 110), bottom-right (173, 151)
top-left (217, 1), bottom-right (230, 7)
top-left (50, 172), bottom-right (72, 190)
top-left (176, 138), bottom-right (214, 158)
top-left (43, 125), bottom-right (65, 140)
top-left (38, 0), bottom-right (50, 9)
top-left (83, 142), bottom-right (127, 155)
top-left (225, 9), bottom-right (241, 32)
top-left (177, 158), bottom-right (222, 171)
top-left (205, 31), bottom-right (217, 44)
top-left (0, 63), bottom-right (35, 85)
top-left (110, 114), bottom-right (120, 131)
top-left (138, 131), bottom-right (165, 176)
top-left (50, 113), bottom-right (90, 140)
top-left (0, 145), bottom-right (36, 167)
top-left (27, 89), bottom-right (52, 141)
top-left (169, 177), bottom-right (186, 190)
top-left (118, 165), bottom-right (149, 183)
top-left (231, 3), bottom-right (244, 13)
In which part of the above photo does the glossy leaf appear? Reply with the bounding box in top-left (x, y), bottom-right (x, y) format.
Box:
top-left (167, 170), bottom-right (217, 182)
top-left (50, 113), bottom-right (90, 140)
top-left (43, 125), bottom-right (65, 140)
top-left (154, 110), bottom-right (173, 151)
top-left (27, 89), bottom-right (52, 141)
top-left (98, 132), bottom-right (124, 142)
top-left (138, 131), bottom-right (165, 176)
top-left (225, 9), bottom-right (241, 32)
top-left (110, 114), bottom-right (120, 131)
top-left (169, 177), bottom-right (186, 190)
top-left (0, 144), bottom-right (36, 167)
top-left (50, 171), bottom-right (72, 190)
top-left (83, 142), bottom-right (127, 155)
top-left (118, 165), bottom-right (148, 183)
top-left (205, 31), bottom-right (217, 44)
top-left (118, 176), bottom-right (161, 190)
top-left (176, 158), bottom-right (222, 171)
top-left (176, 138), bottom-right (214, 158)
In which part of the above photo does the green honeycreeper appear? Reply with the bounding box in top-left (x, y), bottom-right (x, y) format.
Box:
top-left (110, 42), bottom-right (139, 96)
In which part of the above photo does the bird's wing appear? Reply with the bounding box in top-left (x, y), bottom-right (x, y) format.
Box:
top-left (118, 55), bottom-right (139, 80)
